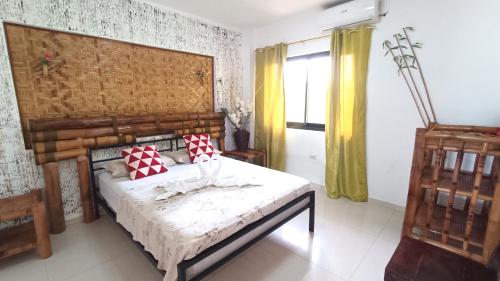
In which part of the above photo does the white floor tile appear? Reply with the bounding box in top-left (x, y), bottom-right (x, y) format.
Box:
top-left (0, 190), bottom-right (404, 281)
top-left (349, 238), bottom-right (399, 281)
top-left (205, 241), bottom-right (344, 281)
top-left (45, 216), bottom-right (136, 281)
top-left (378, 210), bottom-right (405, 243)
top-left (0, 251), bottom-right (48, 281)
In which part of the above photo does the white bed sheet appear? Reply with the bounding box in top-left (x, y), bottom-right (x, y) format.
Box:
top-left (97, 156), bottom-right (315, 281)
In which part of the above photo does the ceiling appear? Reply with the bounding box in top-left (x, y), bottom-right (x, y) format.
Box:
top-left (146, 0), bottom-right (341, 29)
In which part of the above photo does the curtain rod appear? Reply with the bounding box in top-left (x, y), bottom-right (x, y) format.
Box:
top-left (256, 26), bottom-right (375, 51)
top-left (287, 34), bottom-right (331, 46)
top-left (288, 25), bottom-right (375, 46)
top-left (255, 34), bottom-right (330, 52)
top-left (256, 13), bottom-right (386, 51)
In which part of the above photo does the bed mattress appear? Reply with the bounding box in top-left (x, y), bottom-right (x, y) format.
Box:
top-left (98, 156), bottom-right (315, 281)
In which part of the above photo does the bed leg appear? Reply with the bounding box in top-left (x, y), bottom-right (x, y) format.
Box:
top-left (177, 264), bottom-right (187, 281)
top-left (309, 191), bottom-right (315, 233)
top-left (94, 201), bottom-right (101, 218)
top-left (88, 152), bottom-right (101, 219)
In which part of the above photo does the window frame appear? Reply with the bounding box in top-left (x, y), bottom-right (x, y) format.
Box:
top-left (285, 51), bottom-right (330, 132)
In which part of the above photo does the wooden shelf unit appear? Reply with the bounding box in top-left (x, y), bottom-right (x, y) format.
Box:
top-left (0, 189), bottom-right (52, 260)
top-left (403, 124), bottom-right (500, 265)
top-left (420, 168), bottom-right (495, 201)
top-left (413, 202), bottom-right (488, 254)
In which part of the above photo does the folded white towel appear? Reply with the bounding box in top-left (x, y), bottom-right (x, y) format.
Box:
top-left (155, 155), bottom-right (263, 201)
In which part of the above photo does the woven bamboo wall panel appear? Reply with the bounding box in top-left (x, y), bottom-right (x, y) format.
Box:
top-left (5, 23), bottom-right (214, 145)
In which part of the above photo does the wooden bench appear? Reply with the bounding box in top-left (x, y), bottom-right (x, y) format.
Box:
top-left (0, 189), bottom-right (52, 259)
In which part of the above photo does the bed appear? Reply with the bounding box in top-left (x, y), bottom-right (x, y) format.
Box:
top-left (89, 136), bottom-right (316, 281)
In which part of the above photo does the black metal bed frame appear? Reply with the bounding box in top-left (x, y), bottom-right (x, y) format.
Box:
top-left (88, 135), bottom-right (315, 281)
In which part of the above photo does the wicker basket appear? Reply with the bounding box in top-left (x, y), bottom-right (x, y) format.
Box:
top-left (402, 124), bottom-right (500, 264)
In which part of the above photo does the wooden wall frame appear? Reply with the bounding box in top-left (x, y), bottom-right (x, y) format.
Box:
top-left (3, 22), bottom-right (215, 148)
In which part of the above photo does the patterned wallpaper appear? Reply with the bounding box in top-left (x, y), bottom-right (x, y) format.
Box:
top-left (0, 0), bottom-right (242, 219)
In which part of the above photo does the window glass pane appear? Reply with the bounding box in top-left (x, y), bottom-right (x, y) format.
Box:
top-left (306, 56), bottom-right (330, 124)
top-left (284, 59), bottom-right (307, 123)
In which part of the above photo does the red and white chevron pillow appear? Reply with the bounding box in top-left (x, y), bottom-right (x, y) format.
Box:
top-left (121, 145), bottom-right (168, 180)
top-left (183, 134), bottom-right (215, 163)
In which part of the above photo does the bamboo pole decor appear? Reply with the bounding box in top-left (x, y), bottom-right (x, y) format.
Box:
top-left (402, 124), bottom-right (500, 264)
top-left (383, 27), bottom-right (437, 128)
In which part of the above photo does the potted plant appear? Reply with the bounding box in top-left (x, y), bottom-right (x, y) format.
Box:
top-left (222, 97), bottom-right (252, 152)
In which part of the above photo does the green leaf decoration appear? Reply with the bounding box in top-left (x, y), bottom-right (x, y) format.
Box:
top-left (394, 33), bottom-right (406, 40)
top-left (412, 42), bottom-right (423, 48)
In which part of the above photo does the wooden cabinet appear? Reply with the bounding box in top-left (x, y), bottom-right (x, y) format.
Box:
top-left (222, 149), bottom-right (267, 167)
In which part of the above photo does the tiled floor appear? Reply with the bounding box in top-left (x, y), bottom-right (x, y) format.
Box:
top-left (0, 189), bottom-right (404, 281)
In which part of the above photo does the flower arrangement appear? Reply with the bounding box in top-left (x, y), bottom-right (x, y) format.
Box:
top-left (39, 52), bottom-right (53, 76)
top-left (40, 52), bottom-right (53, 65)
top-left (222, 96), bottom-right (252, 130)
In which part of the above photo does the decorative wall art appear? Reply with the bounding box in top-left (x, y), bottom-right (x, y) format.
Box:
top-left (4, 23), bottom-right (216, 147)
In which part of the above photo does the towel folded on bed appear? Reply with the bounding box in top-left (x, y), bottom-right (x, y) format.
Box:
top-left (155, 155), bottom-right (263, 201)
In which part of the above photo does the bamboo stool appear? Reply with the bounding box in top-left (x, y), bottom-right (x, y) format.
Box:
top-left (402, 124), bottom-right (500, 264)
top-left (0, 189), bottom-right (52, 259)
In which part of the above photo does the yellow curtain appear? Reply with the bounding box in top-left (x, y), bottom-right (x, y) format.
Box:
top-left (325, 26), bottom-right (372, 201)
top-left (254, 43), bottom-right (287, 171)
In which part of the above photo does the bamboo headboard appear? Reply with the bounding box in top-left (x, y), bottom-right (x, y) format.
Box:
top-left (4, 23), bottom-right (215, 148)
top-left (28, 112), bottom-right (226, 165)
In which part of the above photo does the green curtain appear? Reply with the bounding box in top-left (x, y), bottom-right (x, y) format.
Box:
top-left (254, 43), bottom-right (287, 171)
top-left (325, 26), bottom-right (372, 201)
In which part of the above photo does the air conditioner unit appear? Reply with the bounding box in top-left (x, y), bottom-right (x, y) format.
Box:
top-left (318, 0), bottom-right (380, 31)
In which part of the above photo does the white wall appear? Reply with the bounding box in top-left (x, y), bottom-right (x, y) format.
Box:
top-left (286, 129), bottom-right (326, 184)
top-left (248, 0), bottom-right (500, 206)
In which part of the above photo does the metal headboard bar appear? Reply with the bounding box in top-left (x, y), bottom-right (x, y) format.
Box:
top-left (88, 135), bottom-right (187, 217)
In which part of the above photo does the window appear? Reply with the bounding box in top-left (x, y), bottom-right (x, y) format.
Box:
top-left (284, 51), bottom-right (330, 131)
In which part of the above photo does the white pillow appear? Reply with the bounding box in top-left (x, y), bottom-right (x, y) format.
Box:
top-left (160, 155), bottom-right (177, 167)
top-left (162, 150), bottom-right (191, 164)
top-left (162, 149), bottom-right (221, 164)
top-left (104, 160), bottom-right (129, 178)
top-left (104, 156), bottom-right (176, 178)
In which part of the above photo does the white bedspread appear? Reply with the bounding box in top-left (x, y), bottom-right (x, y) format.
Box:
top-left (98, 157), bottom-right (315, 281)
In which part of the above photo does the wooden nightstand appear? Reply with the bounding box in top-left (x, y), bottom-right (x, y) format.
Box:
top-left (0, 189), bottom-right (52, 260)
top-left (223, 149), bottom-right (267, 167)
